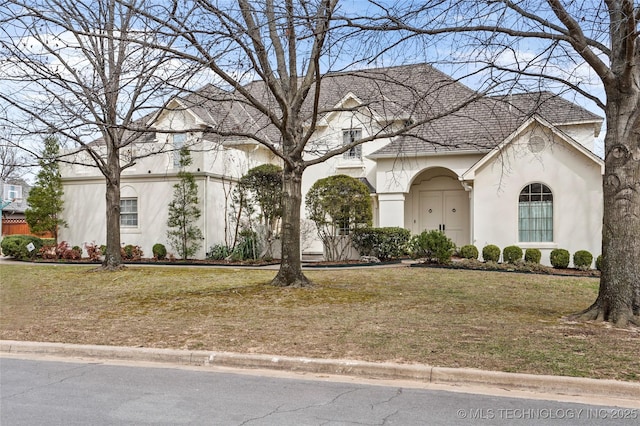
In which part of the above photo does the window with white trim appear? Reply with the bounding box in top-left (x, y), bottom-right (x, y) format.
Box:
top-left (342, 129), bottom-right (362, 160)
top-left (518, 183), bottom-right (553, 242)
top-left (173, 133), bottom-right (186, 167)
top-left (4, 184), bottom-right (22, 200)
top-left (120, 198), bottom-right (138, 227)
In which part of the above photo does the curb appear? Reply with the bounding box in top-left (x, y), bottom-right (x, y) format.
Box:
top-left (2, 340), bottom-right (639, 401)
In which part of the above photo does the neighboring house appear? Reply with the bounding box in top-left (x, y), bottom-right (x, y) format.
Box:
top-left (58, 63), bottom-right (604, 265)
top-left (1, 179), bottom-right (32, 236)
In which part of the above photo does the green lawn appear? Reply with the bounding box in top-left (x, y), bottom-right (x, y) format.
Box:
top-left (1, 264), bottom-right (638, 381)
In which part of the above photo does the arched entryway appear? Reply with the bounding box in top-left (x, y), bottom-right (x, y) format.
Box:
top-left (405, 167), bottom-right (470, 247)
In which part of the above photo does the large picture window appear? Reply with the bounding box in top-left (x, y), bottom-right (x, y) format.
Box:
top-left (120, 198), bottom-right (138, 227)
top-left (518, 183), bottom-right (553, 242)
top-left (342, 129), bottom-right (362, 160)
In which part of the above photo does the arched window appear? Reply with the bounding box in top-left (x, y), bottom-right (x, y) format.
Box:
top-left (518, 183), bottom-right (553, 242)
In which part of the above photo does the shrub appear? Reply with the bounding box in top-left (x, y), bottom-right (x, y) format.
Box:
top-left (550, 248), bottom-right (570, 269)
top-left (459, 244), bottom-right (479, 260)
top-left (121, 244), bottom-right (143, 261)
top-left (352, 227), bottom-right (411, 261)
top-left (409, 230), bottom-right (455, 264)
top-left (72, 245), bottom-right (82, 255)
top-left (596, 255), bottom-right (603, 271)
top-left (207, 244), bottom-right (231, 260)
top-left (524, 248), bottom-right (542, 264)
top-left (99, 245), bottom-right (107, 254)
top-left (0, 235), bottom-right (43, 260)
top-left (573, 250), bottom-right (593, 270)
top-left (84, 242), bottom-right (102, 261)
top-left (41, 238), bottom-right (55, 247)
top-left (482, 244), bottom-right (501, 262)
top-left (44, 241), bottom-right (81, 260)
top-left (503, 245), bottom-right (523, 264)
top-left (152, 243), bottom-right (167, 260)
top-left (231, 229), bottom-right (260, 261)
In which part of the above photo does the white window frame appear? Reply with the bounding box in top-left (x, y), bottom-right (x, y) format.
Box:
top-left (518, 183), bottom-right (553, 243)
top-left (5, 184), bottom-right (22, 200)
top-left (173, 133), bottom-right (186, 167)
top-left (120, 198), bottom-right (138, 228)
top-left (342, 129), bottom-right (362, 160)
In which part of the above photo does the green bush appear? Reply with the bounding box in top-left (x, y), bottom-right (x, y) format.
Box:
top-left (524, 248), bottom-right (542, 264)
top-left (596, 255), bottom-right (603, 271)
top-left (152, 243), bottom-right (167, 260)
top-left (482, 244), bottom-right (501, 262)
top-left (0, 235), bottom-right (43, 260)
top-left (352, 227), bottom-right (410, 261)
top-left (41, 238), bottom-right (55, 246)
top-left (409, 230), bottom-right (455, 264)
top-left (550, 248), bottom-right (570, 269)
top-left (459, 244), bottom-right (479, 260)
top-left (231, 229), bottom-right (260, 261)
top-left (573, 250), bottom-right (593, 270)
top-left (207, 244), bottom-right (231, 260)
top-left (503, 245), bottom-right (523, 264)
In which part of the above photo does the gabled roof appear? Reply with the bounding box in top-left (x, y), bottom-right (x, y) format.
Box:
top-left (461, 115), bottom-right (605, 181)
top-left (369, 91), bottom-right (602, 158)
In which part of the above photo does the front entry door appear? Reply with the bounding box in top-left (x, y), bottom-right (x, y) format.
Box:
top-left (419, 190), bottom-right (469, 246)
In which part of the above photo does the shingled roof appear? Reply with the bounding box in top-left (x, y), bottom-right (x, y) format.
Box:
top-left (159, 63), bottom-right (603, 156)
top-left (369, 90), bottom-right (602, 157)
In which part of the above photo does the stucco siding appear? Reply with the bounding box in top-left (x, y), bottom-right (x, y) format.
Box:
top-left (471, 131), bottom-right (602, 266)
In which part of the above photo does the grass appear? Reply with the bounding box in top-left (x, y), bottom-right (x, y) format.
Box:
top-left (1, 264), bottom-right (638, 381)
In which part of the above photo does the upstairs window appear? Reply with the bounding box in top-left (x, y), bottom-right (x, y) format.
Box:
top-left (5, 184), bottom-right (22, 200)
top-left (343, 129), bottom-right (362, 160)
top-left (173, 133), bottom-right (186, 167)
top-left (518, 183), bottom-right (553, 242)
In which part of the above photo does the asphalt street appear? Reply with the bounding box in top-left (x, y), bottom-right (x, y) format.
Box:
top-left (2, 357), bottom-right (638, 425)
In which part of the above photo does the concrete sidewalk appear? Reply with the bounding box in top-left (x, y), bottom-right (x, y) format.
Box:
top-left (2, 340), bottom-right (639, 407)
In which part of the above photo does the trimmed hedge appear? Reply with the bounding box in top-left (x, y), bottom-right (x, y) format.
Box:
top-left (0, 235), bottom-right (43, 260)
top-left (550, 248), bottom-right (570, 269)
top-left (573, 250), bottom-right (593, 270)
top-left (503, 245), bottom-right (523, 264)
top-left (482, 244), bottom-right (501, 262)
top-left (459, 244), bottom-right (479, 260)
top-left (352, 227), bottom-right (410, 261)
top-left (524, 248), bottom-right (542, 264)
top-left (596, 255), bottom-right (603, 271)
top-left (152, 243), bottom-right (167, 260)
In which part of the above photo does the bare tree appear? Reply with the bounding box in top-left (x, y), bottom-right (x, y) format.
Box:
top-left (352, 0), bottom-right (639, 326)
top-left (0, 124), bottom-right (29, 182)
top-left (0, 0), bottom-right (194, 268)
top-left (125, 0), bottom-right (488, 287)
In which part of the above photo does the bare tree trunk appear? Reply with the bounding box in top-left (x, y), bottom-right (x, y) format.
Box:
top-left (271, 161), bottom-right (311, 287)
top-left (102, 153), bottom-right (123, 269)
top-left (571, 89), bottom-right (640, 326)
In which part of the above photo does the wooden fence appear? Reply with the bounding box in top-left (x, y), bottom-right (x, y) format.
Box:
top-left (1, 218), bottom-right (54, 238)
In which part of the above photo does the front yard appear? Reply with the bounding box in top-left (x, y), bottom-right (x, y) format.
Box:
top-left (0, 264), bottom-right (637, 381)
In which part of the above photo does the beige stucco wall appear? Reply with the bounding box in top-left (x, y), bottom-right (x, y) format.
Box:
top-left (470, 128), bottom-right (603, 266)
top-left (59, 171), bottom-right (237, 259)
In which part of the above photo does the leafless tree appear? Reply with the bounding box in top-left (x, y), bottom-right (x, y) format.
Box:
top-left (351, 0), bottom-right (639, 326)
top-left (0, 0), bottom-right (195, 268)
top-left (125, 0), bottom-right (489, 287)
